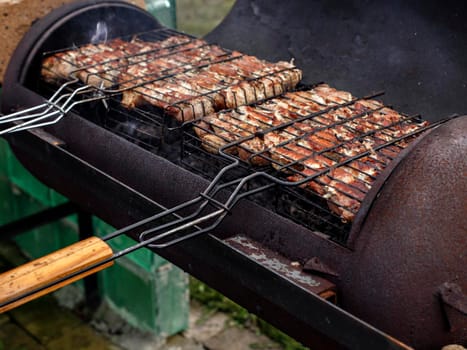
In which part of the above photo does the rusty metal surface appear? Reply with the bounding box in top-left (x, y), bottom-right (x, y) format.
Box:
top-left (347, 127), bottom-right (435, 248)
top-left (341, 115), bottom-right (467, 349)
top-left (225, 235), bottom-right (336, 296)
top-left (439, 283), bottom-right (467, 333)
top-left (303, 257), bottom-right (339, 278)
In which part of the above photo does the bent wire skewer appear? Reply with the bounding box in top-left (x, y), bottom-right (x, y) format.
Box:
top-left (0, 79), bottom-right (111, 135)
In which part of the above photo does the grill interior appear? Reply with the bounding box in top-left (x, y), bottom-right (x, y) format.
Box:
top-left (37, 27), bottom-right (441, 244)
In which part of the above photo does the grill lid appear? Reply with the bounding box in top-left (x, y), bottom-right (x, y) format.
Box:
top-left (207, 0), bottom-right (467, 122)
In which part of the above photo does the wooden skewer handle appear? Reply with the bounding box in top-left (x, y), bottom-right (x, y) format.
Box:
top-left (0, 236), bottom-right (114, 313)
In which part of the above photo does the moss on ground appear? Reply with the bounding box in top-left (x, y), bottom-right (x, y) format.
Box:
top-left (189, 277), bottom-right (309, 350)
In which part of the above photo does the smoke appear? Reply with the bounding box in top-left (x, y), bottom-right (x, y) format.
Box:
top-left (90, 21), bottom-right (109, 44)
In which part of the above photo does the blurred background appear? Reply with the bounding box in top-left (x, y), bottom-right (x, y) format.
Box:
top-left (146, 0), bottom-right (236, 36)
top-left (177, 0), bottom-right (236, 36)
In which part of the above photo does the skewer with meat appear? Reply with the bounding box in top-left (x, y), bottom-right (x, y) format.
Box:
top-left (127, 54), bottom-right (302, 121)
top-left (42, 34), bottom-right (302, 121)
top-left (41, 35), bottom-right (192, 86)
top-left (195, 84), bottom-right (430, 222)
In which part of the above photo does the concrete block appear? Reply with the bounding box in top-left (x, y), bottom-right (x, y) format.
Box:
top-left (99, 257), bottom-right (188, 335)
top-left (184, 301), bottom-right (229, 343)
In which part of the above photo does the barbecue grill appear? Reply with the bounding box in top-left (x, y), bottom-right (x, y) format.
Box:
top-left (0, 0), bottom-right (466, 349)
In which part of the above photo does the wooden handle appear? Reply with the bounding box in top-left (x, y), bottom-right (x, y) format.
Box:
top-left (0, 237), bottom-right (114, 313)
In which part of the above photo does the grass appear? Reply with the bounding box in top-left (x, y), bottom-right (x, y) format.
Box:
top-left (176, 0), bottom-right (236, 36)
top-left (190, 277), bottom-right (309, 350)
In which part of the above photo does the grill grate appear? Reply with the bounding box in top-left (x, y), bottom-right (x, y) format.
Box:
top-left (40, 27), bottom-right (302, 123)
top-left (185, 85), bottom-right (437, 237)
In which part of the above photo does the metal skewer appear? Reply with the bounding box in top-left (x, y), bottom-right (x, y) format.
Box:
top-left (0, 80), bottom-right (109, 135)
top-left (0, 158), bottom-right (272, 312)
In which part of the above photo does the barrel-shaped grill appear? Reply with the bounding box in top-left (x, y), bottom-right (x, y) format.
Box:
top-left (0, 1), bottom-right (466, 349)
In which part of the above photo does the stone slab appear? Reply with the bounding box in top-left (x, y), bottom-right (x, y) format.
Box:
top-left (46, 323), bottom-right (121, 350)
top-left (162, 334), bottom-right (205, 350)
top-left (0, 320), bottom-right (45, 350)
top-left (184, 301), bottom-right (229, 343)
top-left (204, 326), bottom-right (282, 350)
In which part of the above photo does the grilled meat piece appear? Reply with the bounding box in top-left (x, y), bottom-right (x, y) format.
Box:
top-left (41, 35), bottom-right (191, 86)
top-left (124, 54), bottom-right (301, 121)
top-left (41, 50), bottom-right (81, 84)
top-left (118, 41), bottom-right (240, 111)
top-left (41, 33), bottom-right (302, 121)
top-left (195, 84), bottom-right (429, 222)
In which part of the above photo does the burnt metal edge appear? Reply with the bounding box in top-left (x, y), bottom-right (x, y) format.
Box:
top-left (225, 234), bottom-right (336, 295)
